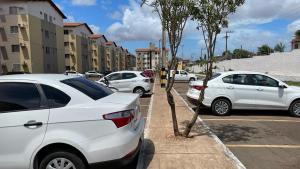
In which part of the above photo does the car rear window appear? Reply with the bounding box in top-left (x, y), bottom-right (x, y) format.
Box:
top-left (210, 73), bottom-right (221, 80)
top-left (61, 78), bottom-right (113, 100)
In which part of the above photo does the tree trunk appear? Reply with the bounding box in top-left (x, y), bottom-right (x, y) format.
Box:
top-left (167, 90), bottom-right (180, 136)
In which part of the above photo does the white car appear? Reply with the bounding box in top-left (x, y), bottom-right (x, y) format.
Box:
top-left (0, 74), bottom-right (144, 169)
top-left (187, 71), bottom-right (300, 117)
top-left (170, 70), bottom-right (197, 81)
top-left (64, 70), bottom-right (84, 77)
top-left (99, 71), bottom-right (151, 96)
top-left (85, 70), bottom-right (103, 77)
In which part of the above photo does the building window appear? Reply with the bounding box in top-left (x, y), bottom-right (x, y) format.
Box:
top-left (44, 13), bottom-right (48, 21)
top-left (0, 15), bottom-right (6, 23)
top-left (9, 7), bottom-right (18, 15)
top-left (64, 30), bottom-right (69, 35)
top-left (11, 45), bottom-right (20, 52)
top-left (45, 30), bottom-right (49, 39)
top-left (49, 16), bottom-right (52, 23)
top-left (295, 44), bottom-right (299, 49)
top-left (64, 42), bottom-right (69, 47)
top-left (65, 54), bottom-right (70, 58)
top-left (0, 46), bottom-right (8, 60)
top-left (40, 11), bottom-right (43, 15)
top-left (10, 26), bottom-right (18, 33)
top-left (45, 47), bottom-right (50, 54)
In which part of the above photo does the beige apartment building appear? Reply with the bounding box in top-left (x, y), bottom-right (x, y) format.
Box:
top-left (89, 34), bottom-right (108, 72)
top-left (64, 22), bottom-right (93, 73)
top-left (104, 41), bottom-right (117, 72)
top-left (126, 52), bottom-right (136, 70)
top-left (0, 0), bottom-right (66, 74)
top-left (136, 43), bottom-right (166, 70)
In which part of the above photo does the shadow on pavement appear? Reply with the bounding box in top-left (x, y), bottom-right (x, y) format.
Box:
top-left (140, 93), bottom-right (153, 98)
top-left (142, 139), bottom-right (155, 169)
top-left (208, 124), bottom-right (259, 142)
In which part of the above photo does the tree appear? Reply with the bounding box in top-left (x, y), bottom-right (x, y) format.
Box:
top-left (232, 48), bottom-right (253, 59)
top-left (183, 0), bottom-right (245, 137)
top-left (295, 30), bottom-right (300, 38)
top-left (274, 42), bottom-right (285, 53)
top-left (257, 44), bottom-right (273, 55)
top-left (142, 0), bottom-right (191, 136)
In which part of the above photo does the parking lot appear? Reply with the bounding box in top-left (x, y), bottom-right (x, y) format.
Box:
top-left (173, 82), bottom-right (300, 169)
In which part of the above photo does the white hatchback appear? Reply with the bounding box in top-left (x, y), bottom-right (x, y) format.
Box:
top-left (0, 74), bottom-right (144, 169)
top-left (99, 71), bottom-right (151, 96)
top-left (187, 71), bottom-right (300, 117)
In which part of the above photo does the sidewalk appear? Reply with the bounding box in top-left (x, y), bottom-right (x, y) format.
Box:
top-left (137, 80), bottom-right (245, 169)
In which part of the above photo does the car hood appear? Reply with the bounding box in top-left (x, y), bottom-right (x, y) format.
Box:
top-left (289, 86), bottom-right (300, 92)
top-left (189, 80), bottom-right (203, 86)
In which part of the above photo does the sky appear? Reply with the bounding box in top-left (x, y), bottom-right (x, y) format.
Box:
top-left (53, 0), bottom-right (300, 60)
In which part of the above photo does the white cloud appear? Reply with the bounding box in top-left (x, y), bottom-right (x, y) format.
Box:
top-left (108, 11), bottom-right (123, 20)
top-left (106, 0), bottom-right (161, 41)
top-left (65, 15), bottom-right (76, 22)
top-left (89, 24), bottom-right (101, 34)
top-left (71, 0), bottom-right (97, 6)
top-left (229, 0), bottom-right (300, 27)
top-left (287, 19), bottom-right (300, 33)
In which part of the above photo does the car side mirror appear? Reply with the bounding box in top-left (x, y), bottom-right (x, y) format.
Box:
top-left (278, 83), bottom-right (287, 88)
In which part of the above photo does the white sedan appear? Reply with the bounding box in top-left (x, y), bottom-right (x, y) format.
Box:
top-left (99, 71), bottom-right (151, 96)
top-left (187, 71), bottom-right (300, 117)
top-left (0, 74), bottom-right (144, 169)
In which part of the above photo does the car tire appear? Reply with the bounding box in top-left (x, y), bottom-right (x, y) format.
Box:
top-left (289, 100), bottom-right (300, 117)
top-left (189, 78), bottom-right (196, 82)
top-left (39, 151), bottom-right (86, 169)
top-left (212, 98), bottom-right (231, 116)
top-left (133, 87), bottom-right (145, 96)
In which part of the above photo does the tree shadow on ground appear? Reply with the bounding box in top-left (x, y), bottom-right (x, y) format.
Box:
top-left (208, 124), bottom-right (259, 142)
top-left (141, 139), bottom-right (155, 169)
top-left (179, 120), bottom-right (210, 138)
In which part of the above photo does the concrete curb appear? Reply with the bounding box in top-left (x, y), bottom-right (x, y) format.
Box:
top-left (172, 88), bottom-right (246, 169)
top-left (136, 79), bottom-right (156, 169)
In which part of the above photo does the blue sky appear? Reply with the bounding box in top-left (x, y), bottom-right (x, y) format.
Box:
top-left (53, 0), bottom-right (300, 60)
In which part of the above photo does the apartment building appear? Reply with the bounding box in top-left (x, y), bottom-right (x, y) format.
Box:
top-left (104, 41), bottom-right (117, 72)
top-left (64, 22), bottom-right (93, 73)
top-left (89, 34), bottom-right (107, 72)
top-left (136, 43), bottom-right (162, 70)
top-left (0, 0), bottom-right (66, 74)
top-left (126, 52), bottom-right (136, 70)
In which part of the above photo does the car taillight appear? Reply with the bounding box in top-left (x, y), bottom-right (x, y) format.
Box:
top-left (193, 85), bottom-right (207, 91)
top-left (143, 79), bottom-right (150, 83)
top-left (103, 110), bottom-right (134, 128)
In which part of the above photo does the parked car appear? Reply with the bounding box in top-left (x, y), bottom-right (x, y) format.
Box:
top-left (64, 70), bottom-right (84, 77)
top-left (85, 70), bottom-right (103, 77)
top-left (169, 70), bottom-right (197, 81)
top-left (99, 71), bottom-right (151, 96)
top-left (143, 69), bottom-right (155, 83)
top-left (187, 71), bottom-right (300, 117)
top-left (0, 74), bottom-right (144, 169)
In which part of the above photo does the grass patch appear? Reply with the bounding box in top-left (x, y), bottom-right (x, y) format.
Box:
top-left (285, 81), bottom-right (300, 87)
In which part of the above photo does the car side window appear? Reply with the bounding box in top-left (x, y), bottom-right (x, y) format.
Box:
top-left (0, 82), bottom-right (41, 113)
top-left (107, 73), bottom-right (122, 81)
top-left (223, 74), bottom-right (253, 85)
top-left (175, 71), bottom-right (179, 74)
top-left (253, 74), bottom-right (279, 87)
top-left (222, 75), bottom-right (233, 83)
top-left (122, 73), bottom-right (137, 79)
top-left (41, 84), bottom-right (71, 108)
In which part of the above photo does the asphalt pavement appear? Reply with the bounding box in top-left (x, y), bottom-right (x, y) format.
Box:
top-left (173, 82), bottom-right (300, 169)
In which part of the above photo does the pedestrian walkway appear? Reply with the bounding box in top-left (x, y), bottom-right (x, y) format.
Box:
top-left (137, 80), bottom-right (245, 169)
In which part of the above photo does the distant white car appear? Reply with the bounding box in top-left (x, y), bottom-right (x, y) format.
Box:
top-left (99, 71), bottom-right (151, 96)
top-left (187, 71), bottom-right (300, 117)
top-left (64, 70), bottom-right (84, 77)
top-left (85, 70), bottom-right (103, 77)
top-left (0, 74), bottom-right (144, 169)
top-left (170, 70), bottom-right (197, 81)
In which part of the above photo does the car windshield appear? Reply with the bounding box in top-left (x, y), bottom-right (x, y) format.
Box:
top-left (61, 77), bottom-right (113, 100)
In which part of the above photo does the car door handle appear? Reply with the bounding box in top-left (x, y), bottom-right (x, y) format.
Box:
top-left (256, 88), bottom-right (263, 91)
top-left (226, 86), bottom-right (234, 89)
top-left (24, 120), bottom-right (43, 128)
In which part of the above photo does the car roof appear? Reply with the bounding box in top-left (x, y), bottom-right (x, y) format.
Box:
top-left (0, 74), bottom-right (74, 84)
top-left (109, 71), bottom-right (142, 74)
top-left (219, 71), bottom-right (267, 76)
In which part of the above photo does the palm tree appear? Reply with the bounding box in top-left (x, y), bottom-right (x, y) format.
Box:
top-left (274, 42), bottom-right (285, 53)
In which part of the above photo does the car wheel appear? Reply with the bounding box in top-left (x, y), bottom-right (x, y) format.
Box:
top-left (39, 151), bottom-right (86, 169)
top-left (134, 87), bottom-right (145, 96)
top-left (212, 98), bottom-right (231, 116)
top-left (189, 78), bottom-right (196, 82)
top-left (289, 100), bottom-right (300, 117)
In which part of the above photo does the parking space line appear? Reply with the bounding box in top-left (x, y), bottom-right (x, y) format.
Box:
top-left (203, 118), bottom-right (300, 123)
top-left (226, 144), bottom-right (300, 148)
